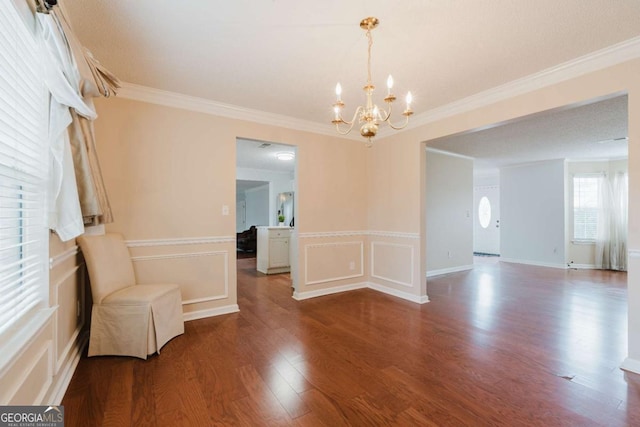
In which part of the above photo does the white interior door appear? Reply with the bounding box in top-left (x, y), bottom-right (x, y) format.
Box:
top-left (473, 185), bottom-right (500, 255)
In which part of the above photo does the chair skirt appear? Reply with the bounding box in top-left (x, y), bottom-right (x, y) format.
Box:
top-left (88, 284), bottom-right (184, 359)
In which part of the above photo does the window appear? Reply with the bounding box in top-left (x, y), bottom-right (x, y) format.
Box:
top-left (0, 6), bottom-right (48, 338)
top-left (573, 175), bottom-right (600, 241)
top-left (478, 196), bottom-right (491, 229)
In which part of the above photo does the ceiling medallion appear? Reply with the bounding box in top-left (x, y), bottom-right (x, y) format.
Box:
top-left (332, 17), bottom-right (413, 147)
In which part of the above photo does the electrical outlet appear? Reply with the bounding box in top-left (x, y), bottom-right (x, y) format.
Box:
top-left (222, 205), bottom-right (229, 215)
top-left (447, 251), bottom-right (452, 258)
top-left (349, 261), bottom-right (355, 271)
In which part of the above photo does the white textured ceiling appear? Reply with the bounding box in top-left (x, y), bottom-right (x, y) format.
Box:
top-left (428, 95), bottom-right (628, 173)
top-left (236, 139), bottom-right (295, 194)
top-left (236, 139), bottom-right (296, 173)
top-left (64, 0), bottom-right (640, 124)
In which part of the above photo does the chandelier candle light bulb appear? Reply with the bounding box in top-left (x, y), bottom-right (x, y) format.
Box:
top-left (406, 91), bottom-right (413, 112)
top-left (331, 17), bottom-right (414, 146)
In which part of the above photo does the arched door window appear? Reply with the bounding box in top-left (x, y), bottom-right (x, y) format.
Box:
top-left (479, 196), bottom-right (491, 229)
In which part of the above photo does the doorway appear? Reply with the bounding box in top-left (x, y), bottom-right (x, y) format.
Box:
top-left (235, 138), bottom-right (298, 301)
top-left (473, 185), bottom-right (500, 256)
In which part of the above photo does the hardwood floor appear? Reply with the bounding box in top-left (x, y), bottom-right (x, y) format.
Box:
top-left (62, 258), bottom-right (640, 426)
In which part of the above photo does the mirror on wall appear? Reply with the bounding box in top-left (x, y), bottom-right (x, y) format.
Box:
top-left (277, 192), bottom-right (294, 227)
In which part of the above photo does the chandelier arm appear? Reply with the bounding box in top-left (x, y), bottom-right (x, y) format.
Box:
top-left (377, 103), bottom-right (392, 122)
top-left (386, 115), bottom-right (411, 130)
top-left (335, 106), bottom-right (364, 135)
top-left (335, 122), bottom-right (356, 135)
top-left (342, 105), bottom-right (364, 126)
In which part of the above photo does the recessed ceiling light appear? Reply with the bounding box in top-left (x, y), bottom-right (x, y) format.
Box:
top-left (276, 152), bottom-right (295, 161)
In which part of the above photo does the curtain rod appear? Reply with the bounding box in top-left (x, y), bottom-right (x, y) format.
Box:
top-left (35, 0), bottom-right (57, 14)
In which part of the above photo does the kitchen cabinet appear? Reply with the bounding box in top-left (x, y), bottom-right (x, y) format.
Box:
top-left (257, 226), bottom-right (292, 274)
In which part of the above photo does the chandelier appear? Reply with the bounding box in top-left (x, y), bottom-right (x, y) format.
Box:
top-left (332, 17), bottom-right (413, 146)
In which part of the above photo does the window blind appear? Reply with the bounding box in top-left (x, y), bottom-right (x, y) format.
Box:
top-left (573, 175), bottom-right (600, 241)
top-left (0, 6), bottom-right (48, 337)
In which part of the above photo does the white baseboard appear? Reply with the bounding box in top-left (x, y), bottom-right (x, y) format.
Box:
top-left (426, 264), bottom-right (473, 278)
top-left (368, 282), bottom-right (429, 304)
top-left (293, 281), bottom-right (429, 305)
top-left (293, 283), bottom-right (368, 301)
top-left (500, 258), bottom-right (567, 269)
top-left (45, 332), bottom-right (89, 405)
top-left (567, 263), bottom-right (597, 269)
top-left (183, 304), bottom-right (239, 321)
top-left (621, 357), bottom-right (640, 375)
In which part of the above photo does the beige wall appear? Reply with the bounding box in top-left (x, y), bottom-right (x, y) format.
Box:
top-left (425, 149), bottom-right (474, 274)
top-left (366, 138), bottom-right (427, 301)
top-left (370, 58), bottom-right (640, 369)
top-left (0, 234), bottom-right (87, 405)
top-left (92, 96), bottom-right (370, 314)
top-left (501, 160), bottom-right (567, 267)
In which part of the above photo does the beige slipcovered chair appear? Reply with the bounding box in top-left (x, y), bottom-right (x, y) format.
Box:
top-left (78, 233), bottom-right (184, 359)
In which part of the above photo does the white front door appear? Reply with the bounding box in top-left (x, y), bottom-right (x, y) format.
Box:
top-left (473, 185), bottom-right (500, 255)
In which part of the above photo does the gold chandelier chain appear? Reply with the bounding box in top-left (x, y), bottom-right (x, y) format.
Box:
top-left (366, 28), bottom-right (373, 86)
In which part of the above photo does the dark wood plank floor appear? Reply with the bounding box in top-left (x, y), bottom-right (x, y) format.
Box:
top-left (62, 257), bottom-right (640, 426)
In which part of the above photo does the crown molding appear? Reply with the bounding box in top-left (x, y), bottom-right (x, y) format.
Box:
top-left (116, 37), bottom-right (640, 142)
top-left (117, 82), bottom-right (359, 141)
top-left (378, 36), bottom-right (640, 139)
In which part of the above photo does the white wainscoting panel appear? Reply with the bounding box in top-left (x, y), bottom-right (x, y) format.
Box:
top-left (304, 241), bottom-right (364, 285)
top-left (52, 264), bottom-right (85, 373)
top-left (131, 250), bottom-right (229, 305)
top-left (5, 339), bottom-right (52, 405)
top-left (371, 242), bottom-right (414, 288)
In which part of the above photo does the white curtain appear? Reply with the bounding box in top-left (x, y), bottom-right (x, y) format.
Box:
top-left (38, 9), bottom-right (97, 241)
top-left (36, 1), bottom-right (120, 239)
top-left (595, 172), bottom-right (628, 271)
